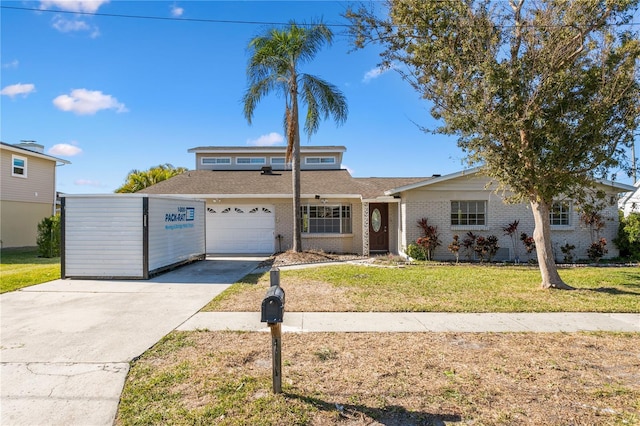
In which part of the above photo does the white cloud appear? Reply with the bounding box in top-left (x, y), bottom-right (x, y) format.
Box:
top-left (2, 59), bottom-right (19, 69)
top-left (74, 179), bottom-right (103, 187)
top-left (362, 65), bottom-right (393, 83)
top-left (246, 132), bottom-right (284, 146)
top-left (52, 17), bottom-right (89, 32)
top-left (53, 89), bottom-right (128, 115)
top-left (171, 5), bottom-right (184, 17)
top-left (48, 143), bottom-right (83, 156)
top-left (342, 164), bottom-right (355, 175)
top-left (1, 83), bottom-right (36, 98)
top-left (40, 0), bottom-right (109, 13)
top-left (51, 16), bottom-right (100, 37)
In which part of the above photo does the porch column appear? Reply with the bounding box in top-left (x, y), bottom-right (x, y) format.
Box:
top-left (362, 201), bottom-right (370, 256)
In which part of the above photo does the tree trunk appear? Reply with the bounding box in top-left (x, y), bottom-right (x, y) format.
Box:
top-left (291, 90), bottom-right (302, 253)
top-left (530, 200), bottom-right (574, 290)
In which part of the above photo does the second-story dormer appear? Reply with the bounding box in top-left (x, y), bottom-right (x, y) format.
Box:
top-left (188, 146), bottom-right (346, 171)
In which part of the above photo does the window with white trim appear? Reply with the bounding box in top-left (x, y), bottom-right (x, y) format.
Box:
top-left (305, 156), bottom-right (335, 165)
top-left (236, 157), bottom-right (266, 165)
top-left (550, 201), bottom-right (571, 226)
top-left (451, 200), bottom-right (486, 226)
top-left (12, 155), bottom-right (27, 178)
top-left (300, 204), bottom-right (351, 234)
top-left (201, 157), bottom-right (231, 165)
top-left (270, 157), bottom-right (286, 165)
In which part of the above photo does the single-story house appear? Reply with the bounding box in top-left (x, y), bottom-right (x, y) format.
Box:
top-left (139, 145), bottom-right (635, 261)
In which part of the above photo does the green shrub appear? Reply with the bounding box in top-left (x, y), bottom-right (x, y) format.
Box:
top-left (37, 215), bottom-right (61, 258)
top-left (406, 243), bottom-right (426, 260)
top-left (613, 211), bottom-right (640, 261)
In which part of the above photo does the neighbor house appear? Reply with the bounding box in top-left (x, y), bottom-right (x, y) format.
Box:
top-left (619, 181), bottom-right (640, 217)
top-left (139, 145), bottom-right (634, 261)
top-left (1, 141), bottom-right (70, 248)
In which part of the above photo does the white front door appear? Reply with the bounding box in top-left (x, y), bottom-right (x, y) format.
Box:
top-left (206, 205), bottom-right (275, 254)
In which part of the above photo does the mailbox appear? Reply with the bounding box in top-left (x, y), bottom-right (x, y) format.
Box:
top-left (261, 285), bottom-right (285, 323)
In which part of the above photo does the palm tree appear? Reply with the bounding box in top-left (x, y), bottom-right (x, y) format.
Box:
top-left (115, 163), bottom-right (187, 193)
top-left (243, 21), bottom-right (348, 252)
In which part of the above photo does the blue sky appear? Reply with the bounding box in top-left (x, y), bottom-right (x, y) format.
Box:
top-left (1, 1), bottom-right (638, 194)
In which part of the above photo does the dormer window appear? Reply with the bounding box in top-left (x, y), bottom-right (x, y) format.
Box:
top-left (202, 157), bottom-right (231, 165)
top-left (236, 157), bottom-right (266, 165)
top-left (305, 156), bottom-right (335, 165)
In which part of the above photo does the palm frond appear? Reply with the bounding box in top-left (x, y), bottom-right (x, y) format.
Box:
top-left (301, 74), bottom-right (348, 136)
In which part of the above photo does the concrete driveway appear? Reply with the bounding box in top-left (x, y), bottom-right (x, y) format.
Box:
top-left (0, 256), bottom-right (265, 426)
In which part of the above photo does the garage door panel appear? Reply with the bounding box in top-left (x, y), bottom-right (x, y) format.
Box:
top-left (206, 204), bottom-right (275, 254)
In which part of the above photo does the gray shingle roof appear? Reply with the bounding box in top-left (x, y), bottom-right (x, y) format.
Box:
top-left (138, 169), bottom-right (429, 199)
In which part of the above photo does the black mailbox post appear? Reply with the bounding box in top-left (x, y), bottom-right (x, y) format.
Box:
top-left (261, 268), bottom-right (285, 393)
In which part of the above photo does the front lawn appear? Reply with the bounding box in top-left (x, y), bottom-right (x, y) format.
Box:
top-left (117, 331), bottom-right (640, 426)
top-left (0, 248), bottom-right (60, 293)
top-left (203, 264), bottom-right (640, 313)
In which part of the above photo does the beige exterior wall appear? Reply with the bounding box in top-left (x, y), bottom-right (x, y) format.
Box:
top-left (0, 201), bottom-right (52, 248)
top-left (400, 174), bottom-right (622, 262)
top-left (1, 147), bottom-right (57, 248)
top-left (1, 149), bottom-right (56, 203)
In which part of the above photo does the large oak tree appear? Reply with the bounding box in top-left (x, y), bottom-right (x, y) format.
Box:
top-left (347, 0), bottom-right (639, 289)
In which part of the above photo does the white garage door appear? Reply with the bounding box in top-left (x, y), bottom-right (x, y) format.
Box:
top-left (206, 205), bottom-right (275, 254)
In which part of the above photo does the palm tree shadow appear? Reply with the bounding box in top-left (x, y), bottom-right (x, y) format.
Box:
top-left (584, 287), bottom-right (640, 296)
top-left (286, 392), bottom-right (461, 425)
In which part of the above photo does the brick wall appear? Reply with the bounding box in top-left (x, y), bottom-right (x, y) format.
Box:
top-left (400, 176), bottom-right (622, 262)
top-left (274, 199), bottom-right (363, 255)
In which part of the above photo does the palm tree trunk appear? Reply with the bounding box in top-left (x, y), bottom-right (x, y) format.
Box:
top-left (291, 84), bottom-right (302, 252)
top-left (531, 200), bottom-right (573, 289)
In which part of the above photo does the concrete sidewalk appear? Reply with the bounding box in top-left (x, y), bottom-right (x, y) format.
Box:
top-left (0, 257), bottom-right (265, 426)
top-left (178, 311), bottom-right (640, 333)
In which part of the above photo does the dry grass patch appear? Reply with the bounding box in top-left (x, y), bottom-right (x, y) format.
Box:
top-left (117, 331), bottom-right (640, 425)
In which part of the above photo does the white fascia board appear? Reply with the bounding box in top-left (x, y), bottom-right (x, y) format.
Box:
top-left (1, 143), bottom-right (71, 165)
top-left (362, 196), bottom-right (400, 203)
top-left (594, 179), bottom-right (636, 192)
top-left (177, 193), bottom-right (362, 199)
top-left (383, 167), bottom-right (637, 196)
top-left (188, 146), bottom-right (346, 154)
top-left (384, 167), bottom-right (483, 195)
